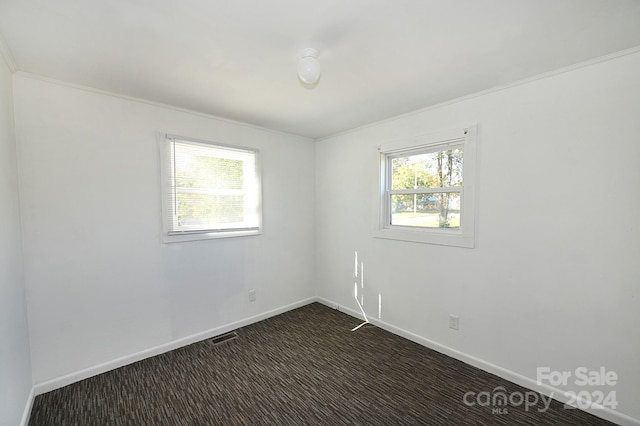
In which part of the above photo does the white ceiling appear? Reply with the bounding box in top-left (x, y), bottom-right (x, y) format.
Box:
top-left (1, 0), bottom-right (640, 139)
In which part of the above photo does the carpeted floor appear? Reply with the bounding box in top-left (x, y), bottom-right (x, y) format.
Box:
top-left (29, 303), bottom-right (614, 425)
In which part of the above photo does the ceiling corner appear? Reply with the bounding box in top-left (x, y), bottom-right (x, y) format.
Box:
top-left (0, 31), bottom-right (17, 73)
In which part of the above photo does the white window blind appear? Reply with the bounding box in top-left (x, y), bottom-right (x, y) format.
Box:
top-left (160, 134), bottom-right (261, 242)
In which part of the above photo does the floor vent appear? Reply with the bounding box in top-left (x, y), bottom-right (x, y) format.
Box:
top-left (210, 331), bottom-right (239, 345)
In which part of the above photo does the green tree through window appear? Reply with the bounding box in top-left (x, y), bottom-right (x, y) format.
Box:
top-left (390, 147), bottom-right (463, 228)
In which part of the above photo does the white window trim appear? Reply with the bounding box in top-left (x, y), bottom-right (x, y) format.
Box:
top-left (159, 133), bottom-right (263, 243)
top-left (373, 125), bottom-right (477, 248)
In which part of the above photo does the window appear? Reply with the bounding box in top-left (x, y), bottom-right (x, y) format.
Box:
top-left (160, 134), bottom-right (261, 243)
top-left (374, 126), bottom-right (477, 248)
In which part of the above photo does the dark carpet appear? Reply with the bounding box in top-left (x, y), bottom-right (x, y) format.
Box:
top-left (29, 303), bottom-right (614, 425)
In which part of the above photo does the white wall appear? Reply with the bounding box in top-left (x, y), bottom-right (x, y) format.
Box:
top-left (0, 57), bottom-right (32, 423)
top-left (9, 48), bottom-right (639, 423)
top-left (316, 52), bottom-right (640, 421)
top-left (12, 74), bottom-right (316, 384)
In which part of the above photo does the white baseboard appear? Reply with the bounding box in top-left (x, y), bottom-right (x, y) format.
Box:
top-left (19, 386), bottom-right (35, 426)
top-left (33, 297), bottom-right (316, 396)
top-left (315, 297), bottom-right (639, 426)
top-left (24, 296), bottom-right (639, 426)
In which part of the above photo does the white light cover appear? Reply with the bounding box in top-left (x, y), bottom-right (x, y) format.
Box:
top-left (297, 49), bottom-right (320, 84)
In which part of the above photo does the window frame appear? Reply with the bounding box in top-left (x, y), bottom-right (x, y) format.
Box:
top-left (374, 125), bottom-right (477, 248)
top-left (159, 133), bottom-right (262, 243)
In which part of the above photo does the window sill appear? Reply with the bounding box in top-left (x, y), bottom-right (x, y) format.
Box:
top-left (161, 229), bottom-right (262, 244)
top-left (372, 227), bottom-right (474, 248)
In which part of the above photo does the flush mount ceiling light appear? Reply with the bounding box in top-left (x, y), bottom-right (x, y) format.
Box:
top-left (297, 48), bottom-right (321, 85)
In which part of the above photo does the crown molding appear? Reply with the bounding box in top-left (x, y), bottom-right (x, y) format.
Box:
top-left (13, 71), bottom-right (313, 141)
top-left (318, 45), bottom-right (640, 142)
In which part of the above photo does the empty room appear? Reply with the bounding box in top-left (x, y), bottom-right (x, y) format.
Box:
top-left (1, 1), bottom-right (639, 425)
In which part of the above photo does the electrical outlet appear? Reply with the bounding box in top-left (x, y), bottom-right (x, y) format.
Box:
top-left (449, 314), bottom-right (459, 331)
top-left (249, 289), bottom-right (256, 302)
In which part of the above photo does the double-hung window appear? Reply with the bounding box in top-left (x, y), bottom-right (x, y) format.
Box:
top-left (375, 125), bottom-right (477, 248)
top-left (160, 134), bottom-right (262, 243)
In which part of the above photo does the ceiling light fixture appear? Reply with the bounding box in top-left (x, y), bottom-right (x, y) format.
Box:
top-left (297, 48), bottom-right (321, 85)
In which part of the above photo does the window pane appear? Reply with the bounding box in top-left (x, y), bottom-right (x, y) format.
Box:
top-left (175, 151), bottom-right (244, 191)
top-left (177, 193), bottom-right (244, 227)
top-left (165, 138), bottom-right (260, 236)
top-left (391, 192), bottom-right (461, 228)
top-left (391, 148), bottom-right (463, 190)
